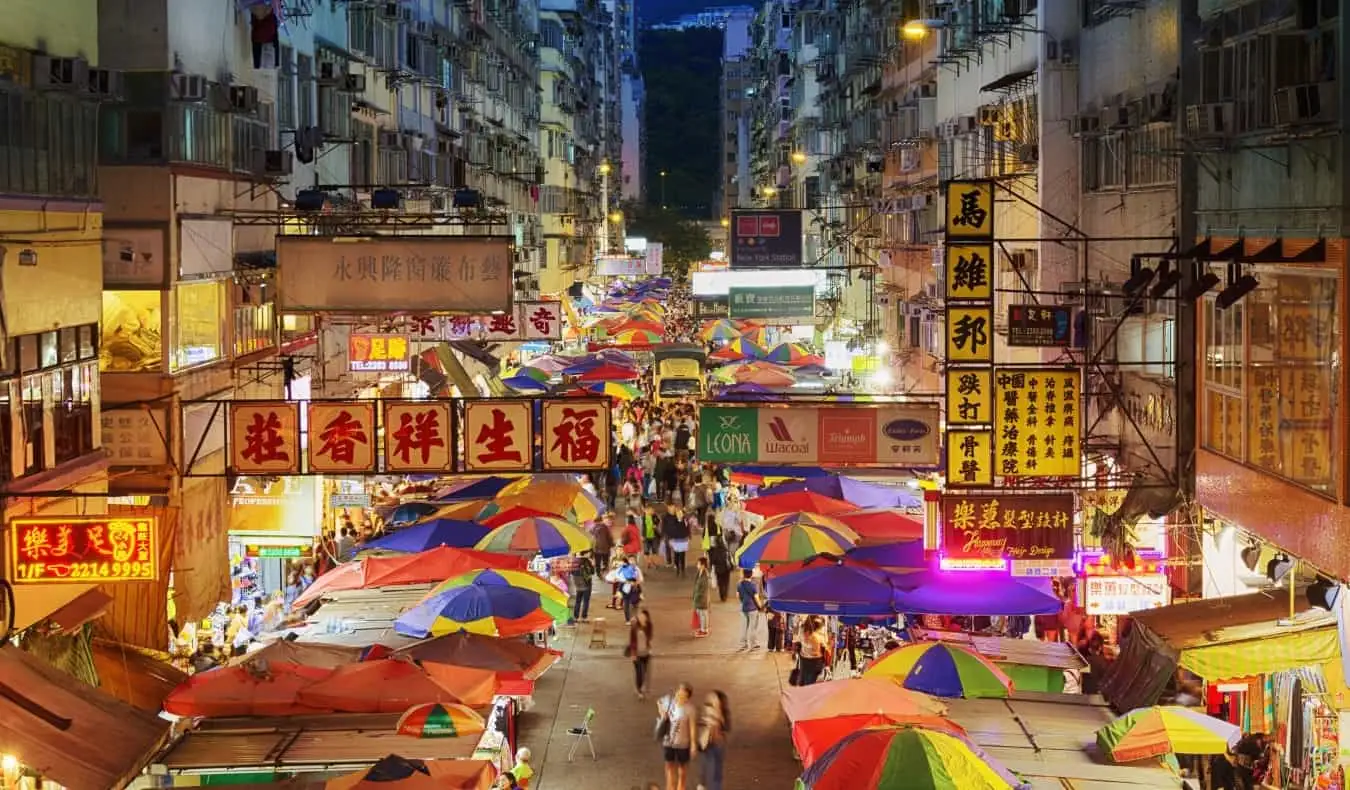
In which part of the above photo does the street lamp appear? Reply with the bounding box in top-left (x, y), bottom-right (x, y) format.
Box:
top-left (608, 211), bottom-right (623, 224)
top-left (720, 217), bottom-right (730, 228)
top-left (598, 162), bottom-right (611, 176)
top-left (901, 19), bottom-right (942, 39)
top-left (598, 161), bottom-right (613, 253)
top-left (790, 151), bottom-right (808, 166)
top-left (659, 170), bottom-right (668, 209)
top-left (761, 186), bottom-right (778, 198)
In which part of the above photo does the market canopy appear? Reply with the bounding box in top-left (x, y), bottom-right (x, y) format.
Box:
top-left (764, 554), bottom-right (901, 616)
top-left (766, 475), bottom-right (923, 509)
top-left (362, 519), bottom-right (493, 552)
top-left (297, 659), bottom-right (501, 711)
top-left (292, 546), bottom-right (528, 610)
top-left (891, 570), bottom-right (1063, 616)
top-left (392, 632), bottom-right (560, 679)
top-left (743, 491), bottom-right (855, 518)
top-left (835, 509), bottom-right (925, 543)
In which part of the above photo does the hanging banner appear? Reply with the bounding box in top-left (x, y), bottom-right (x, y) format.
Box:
top-left (541, 400), bottom-right (612, 471)
top-left (945, 429), bottom-right (993, 487)
top-left (348, 333), bottom-right (411, 373)
top-left (945, 306), bottom-right (994, 363)
top-left (943, 180), bottom-right (996, 241)
top-left (944, 244), bottom-right (995, 301)
top-left (595, 255), bottom-right (657, 276)
top-left (1006, 304), bottom-right (1074, 347)
top-left (7, 516), bottom-right (159, 583)
top-left (697, 403), bottom-right (939, 467)
top-left (399, 302), bottom-right (564, 342)
top-left (462, 400), bottom-right (533, 472)
top-left (946, 369), bottom-right (993, 426)
top-left (993, 369), bottom-right (1081, 477)
top-left (307, 402), bottom-right (378, 474)
top-left (229, 402), bottom-right (302, 475)
top-left (383, 400), bottom-right (455, 474)
top-left (940, 493), bottom-right (1075, 562)
top-left (1084, 574), bottom-right (1170, 615)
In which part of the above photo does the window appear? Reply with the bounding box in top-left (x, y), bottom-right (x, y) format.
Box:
top-left (21, 374), bottom-right (43, 476)
top-left (1081, 124), bottom-right (1177, 191)
top-left (234, 296), bottom-right (276, 358)
top-left (52, 362), bottom-right (95, 464)
top-left (101, 291), bottom-right (162, 372)
top-left (278, 45), bottom-right (296, 129)
top-left (297, 55), bottom-right (316, 129)
top-left (1, 89), bottom-right (99, 198)
top-left (170, 280), bottom-right (226, 372)
top-left (1202, 267), bottom-right (1339, 494)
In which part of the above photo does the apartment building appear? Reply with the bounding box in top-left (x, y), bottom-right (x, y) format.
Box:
top-left (715, 7), bottom-right (757, 217)
top-left (746, 1), bottom-right (794, 207)
top-left (0, 1), bottom-right (110, 524)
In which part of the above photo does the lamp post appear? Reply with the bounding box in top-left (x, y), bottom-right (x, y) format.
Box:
top-left (598, 161), bottom-right (611, 255)
top-left (659, 169), bottom-right (668, 209)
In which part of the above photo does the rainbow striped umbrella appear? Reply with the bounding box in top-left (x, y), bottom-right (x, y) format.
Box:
top-left (584, 381), bottom-right (642, 401)
top-left (1095, 706), bottom-right (1240, 763)
top-left (711, 337), bottom-right (767, 361)
top-left (739, 326), bottom-right (770, 346)
top-left (396, 702), bottom-right (486, 738)
top-left (735, 523), bottom-right (856, 569)
top-left (701, 319), bottom-right (741, 342)
top-left (766, 342), bottom-right (814, 364)
top-left (761, 512), bottom-right (857, 540)
top-left (432, 568), bottom-right (569, 610)
top-left (394, 570), bottom-right (569, 638)
top-left (474, 515), bottom-right (592, 557)
top-left (864, 643), bottom-right (1014, 699)
top-left (612, 328), bottom-right (663, 345)
top-left (798, 725), bottom-right (1029, 790)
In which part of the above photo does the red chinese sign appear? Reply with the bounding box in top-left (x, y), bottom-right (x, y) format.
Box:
top-left (940, 493), bottom-right (1075, 562)
top-left (7, 516), bottom-right (159, 584)
top-left (541, 399), bottom-right (611, 471)
top-left (229, 402), bottom-right (301, 474)
top-left (308, 402), bottom-right (377, 473)
top-left (348, 333), bottom-right (411, 373)
top-left (401, 302), bottom-right (564, 341)
top-left (384, 401), bottom-right (454, 473)
top-left (463, 401), bottom-right (532, 472)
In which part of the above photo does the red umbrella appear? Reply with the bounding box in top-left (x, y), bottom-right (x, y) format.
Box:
top-left (835, 508), bottom-right (925, 543)
top-left (392, 632), bottom-right (561, 679)
top-left (743, 491), bottom-right (855, 518)
top-left (792, 714), bottom-right (966, 768)
top-left (294, 546), bottom-right (527, 609)
top-left (163, 661), bottom-right (336, 718)
top-left (792, 354), bottom-right (827, 368)
top-left (576, 363), bottom-right (640, 382)
top-left (480, 505), bottom-right (560, 527)
top-left (297, 659), bottom-right (502, 713)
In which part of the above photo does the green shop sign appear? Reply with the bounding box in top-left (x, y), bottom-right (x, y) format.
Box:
top-left (699, 406), bottom-right (758, 463)
top-left (728, 286), bottom-right (816, 320)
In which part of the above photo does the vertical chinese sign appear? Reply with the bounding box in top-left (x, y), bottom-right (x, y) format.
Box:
top-left (942, 180), bottom-right (996, 488)
top-left (541, 400), bottom-right (612, 471)
top-left (993, 369), bottom-right (1081, 478)
top-left (229, 402), bottom-right (302, 475)
top-left (384, 401), bottom-right (454, 473)
top-left (462, 400), bottom-right (533, 473)
top-left (308, 402), bottom-right (378, 474)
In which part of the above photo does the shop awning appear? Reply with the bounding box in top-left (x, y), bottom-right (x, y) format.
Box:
top-left (1101, 588), bottom-right (1337, 712)
top-left (13, 583), bottom-right (112, 632)
top-left (0, 646), bottom-right (170, 789)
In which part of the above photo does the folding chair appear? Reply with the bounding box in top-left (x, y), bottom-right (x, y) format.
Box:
top-left (566, 707), bottom-right (597, 761)
top-left (588, 617), bottom-right (608, 648)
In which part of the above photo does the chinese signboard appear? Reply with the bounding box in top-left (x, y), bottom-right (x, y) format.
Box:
top-left (596, 255), bottom-right (660, 276)
top-left (397, 302), bottom-right (564, 342)
top-left (8, 517), bottom-right (159, 584)
top-left (542, 401), bottom-right (611, 471)
top-left (945, 430), bottom-right (993, 487)
top-left (1084, 574), bottom-right (1169, 615)
top-left (945, 244), bottom-right (994, 301)
top-left (940, 493), bottom-right (1074, 562)
top-left (693, 296), bottom-right (730, 319)
top-left (697, 403), bottom-right (940, 467)
top-left (946, 369), bottom-right (993, 426)
top-left (349, 333), bottom-right (411, 373)
top-left (101, 408), bottom-right (170, 466)
top-left (1007, 304), bottom-right (1073, 347)
top-left (728, 286), bottom-right (816, 321)
top-left (993, 369), bottom-right (1081, 477)
top-left (729, 210), bottom-right (804, 269)
top-left (275, 236), bottom-right (514, 313)
top-left (220, 398), bottom-right (612, 476)
top-left (943, 180), bottom-right (995, 241)
top-left (463, 400), bottom-right (533, 472)
top-left (945, 306), bottom-right (994, 363)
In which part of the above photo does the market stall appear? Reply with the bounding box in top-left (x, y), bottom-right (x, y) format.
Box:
top-left (912, 630), bottom-right (1087, 694)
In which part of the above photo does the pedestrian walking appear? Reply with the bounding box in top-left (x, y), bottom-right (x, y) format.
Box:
top-left (628, 609), bottom-right (654, 698)
top-left (657, 682), bottom-right (698, 790)
top-left (664, 507), bottom-right (690, 577)
top-left (692, 557), bottom-right (711, 637)
top-left (709, 536), bottom-right (732, 602)
top-left (697, 690), bottom-right (730, 790)
top-left (736, 570), bottom-right (763, 651)
top-left (593, 519), bottom-right (614, 575)
top-left (569, 551), bottom-right (595, 623)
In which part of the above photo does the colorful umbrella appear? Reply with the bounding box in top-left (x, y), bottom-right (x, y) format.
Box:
top-left (474, 515), bottom-right (593, 557)
top-left (394, 580), bottom-right (562, 639)
top-left (502, 366), bottom-right (549, 384)
top-left (293, 546), bottom-right (527, 609)
top-left (735, 523), bottom-right (857, 568)
top-left (392, 632), bottom-right (561, 679)
top-left (739, 326), bottom-right (769, 346)
top-left (766, 342), bottom-right (813, 364)
top-left (744, 491), bottom-right (856, 517)
top-left (767, 476), bottom-right (923, 509)
top-left (362, 519), bottom-right (493, 552)
top-left (835, 509), bottom-right (926, 543)
top-left (701, 319), bottom-right (741, 342)
top-left (322, 755), bottom-right (496, 789)
top-left (864, 642), bottom-right (1014, 699)
top-left (612, 328), bottom-right (663, 345)
top-left (384, 502), bottom-right (441, 526)
top-left (890, 570), bottom-right (1064, 616)
top-left (710, 338), bottom-right (766, 361)
top-left (799, 725), bottom-right (1029, 790)
top-left (793, 714), bottom-right (967, 769)
top-left (606, 319), bottom-right (666, 335)
top-left (576, 362), bottom-right (640, 382)
top-left (396, 702), bottom-right (486, 738)
top-left (432, 568), bottom-right (569, 611)
top-left (432, 476), bottom-right (514, 502)
top-left (762, 511), bottom-right (855, 536)
top-left (735, 364), bottom-right (796, 388)
top-left (781, 677), bottom-right (947, 723)
top-left (582, 381), bottom-right (642, 400)
top-left (1095, 706), bottom-right (1241, 763)
top-left (490, 476), bottom-right (604, 522)
top-left (227, 641), bottom-right (361, 670)
top-left (764, 554), bottom-right (900, 616)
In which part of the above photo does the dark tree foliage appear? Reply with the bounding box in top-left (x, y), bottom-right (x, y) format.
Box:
top-left (622, 200), bottom-right (712, 281)
top-left (639, 27), bottom-right (722, 221)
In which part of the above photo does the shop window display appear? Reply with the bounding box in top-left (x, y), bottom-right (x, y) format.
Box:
top-left (171, 280), bottom-right (225, 372)
top-left (101, 290), bottom-right (162, 372)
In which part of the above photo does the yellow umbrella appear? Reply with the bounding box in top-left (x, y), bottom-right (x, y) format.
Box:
top-left (495, 476), bottom-right (604, 522)
top-left (431, 499), bottom-right (494, 521)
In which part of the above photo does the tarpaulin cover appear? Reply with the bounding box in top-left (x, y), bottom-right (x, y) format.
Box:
top-left (296, 659), bottom-right (501, 712)
top-left (767, 476), bottom-right (922, 509)
top-left (891, 570), bottom-right (1062, 616)
top-left (293, 546), bottom-right (527, 609)
top-left (392, 632), bottom-right (561, 679)
top-left (164, 661), bottom-right (337, 717)
top-left (765, 555), bottom-right (899, 616)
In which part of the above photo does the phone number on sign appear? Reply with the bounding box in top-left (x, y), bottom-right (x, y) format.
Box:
top-left (13, 560), bottom-right (155, 581)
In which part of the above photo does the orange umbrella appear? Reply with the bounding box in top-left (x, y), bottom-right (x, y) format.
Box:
top-left (781, 677), bottom-right (946, 723)
top-left (432, 499), bottom-right (494, 520)
top-left (164, 661), bottom-right (336, 718)
top-left (732, 363), bottom-right (796, 388)
top-left (228, 641), bottom-right (362, 670)
top-left (294, 546), bottom-right (528, 609)
top-left (296, 659), bottom-right (501, 713)
top-left (393, 632), bottom-right (561, 680)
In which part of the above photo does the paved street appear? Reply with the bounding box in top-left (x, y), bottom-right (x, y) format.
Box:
top-left (517, 556), bottom-right (802, 789)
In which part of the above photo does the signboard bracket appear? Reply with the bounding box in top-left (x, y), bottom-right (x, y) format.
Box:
top-left (184, 401), bottom-right (223, 477)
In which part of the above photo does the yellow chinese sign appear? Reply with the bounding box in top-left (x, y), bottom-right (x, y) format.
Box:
top-left (946, 429), bottom-right (993, 487)
top-left (1246, 365), bottom-right (1333, 488)
top-left (463, 400), bottom-right (533, 472)
top-left (993, 369), bottom-right (1081, 477)
top-left (944, 180), bottom-right (995, 240)
top-left (946, 307), bottom-right (994, 363)
top-left (944, 244), bottom-right (994, 301)
top-left (946, 369), bottom-right (993, 425)
top-left (308, 402), bottom-right (378, 474)
top-left (384, 401), bottom-right (454, 473)
top-left (542, 400), bottom-right (611, 471)
top-left (229, 402), bottom-right (302, 475)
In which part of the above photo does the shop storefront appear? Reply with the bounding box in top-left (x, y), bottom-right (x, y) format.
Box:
top-left (227, 476), bottom-right (322, 602)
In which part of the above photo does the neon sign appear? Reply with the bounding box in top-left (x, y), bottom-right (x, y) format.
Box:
top-left (7, 517), bottom-right (158, 584)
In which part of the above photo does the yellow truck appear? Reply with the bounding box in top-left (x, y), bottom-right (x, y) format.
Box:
top-left (652, 343), bottom-right (707, 402)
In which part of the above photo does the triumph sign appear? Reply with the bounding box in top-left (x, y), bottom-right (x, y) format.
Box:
top-left (698, 403), bottom-right (940, 467)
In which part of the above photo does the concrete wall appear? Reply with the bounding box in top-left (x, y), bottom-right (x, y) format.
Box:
top-left (12, 0), bottom-right (101, 61)
top-left (0, 205), bottom-right (103, 335)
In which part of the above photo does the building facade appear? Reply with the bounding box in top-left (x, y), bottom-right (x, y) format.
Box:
top-left (716, 7), bottom-right (757, 217)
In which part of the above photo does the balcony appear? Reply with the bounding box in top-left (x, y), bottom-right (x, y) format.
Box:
top-left (0, 89), bottom-right (100, 199)
top-left (100, 103), bottom-right (231, 170)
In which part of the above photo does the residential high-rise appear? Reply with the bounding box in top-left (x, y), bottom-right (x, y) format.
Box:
top-left (716, 6), bottom-right (757, 217)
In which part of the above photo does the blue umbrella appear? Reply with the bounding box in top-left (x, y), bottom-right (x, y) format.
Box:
top-left (766, 475), bottom-right (922, 509)
top-left (846, 540), bottom-right (925, 569)
top-left (561, 358), bottom-right (606, 376)
top-left (891, 570), bottom-right (1063, 615)
top-left (764, 554), bottom-right (899, 616)
top-left (433, 476), bottom-right (513, 502)
top-left (384, 501), bottom-right (441, 526)
top-left (364, 519), bottom-right (492, 552)
top-left (502, 374), bottom-right (549, 392)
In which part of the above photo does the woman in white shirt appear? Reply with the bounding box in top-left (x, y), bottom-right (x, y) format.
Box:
top-left (797, 615), bottom-right (830, 685)
top-left (659, 682), bottom-right (698, 790)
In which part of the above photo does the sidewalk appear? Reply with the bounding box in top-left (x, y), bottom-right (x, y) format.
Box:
top-left (518, 556), bottom-right (802, 789)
